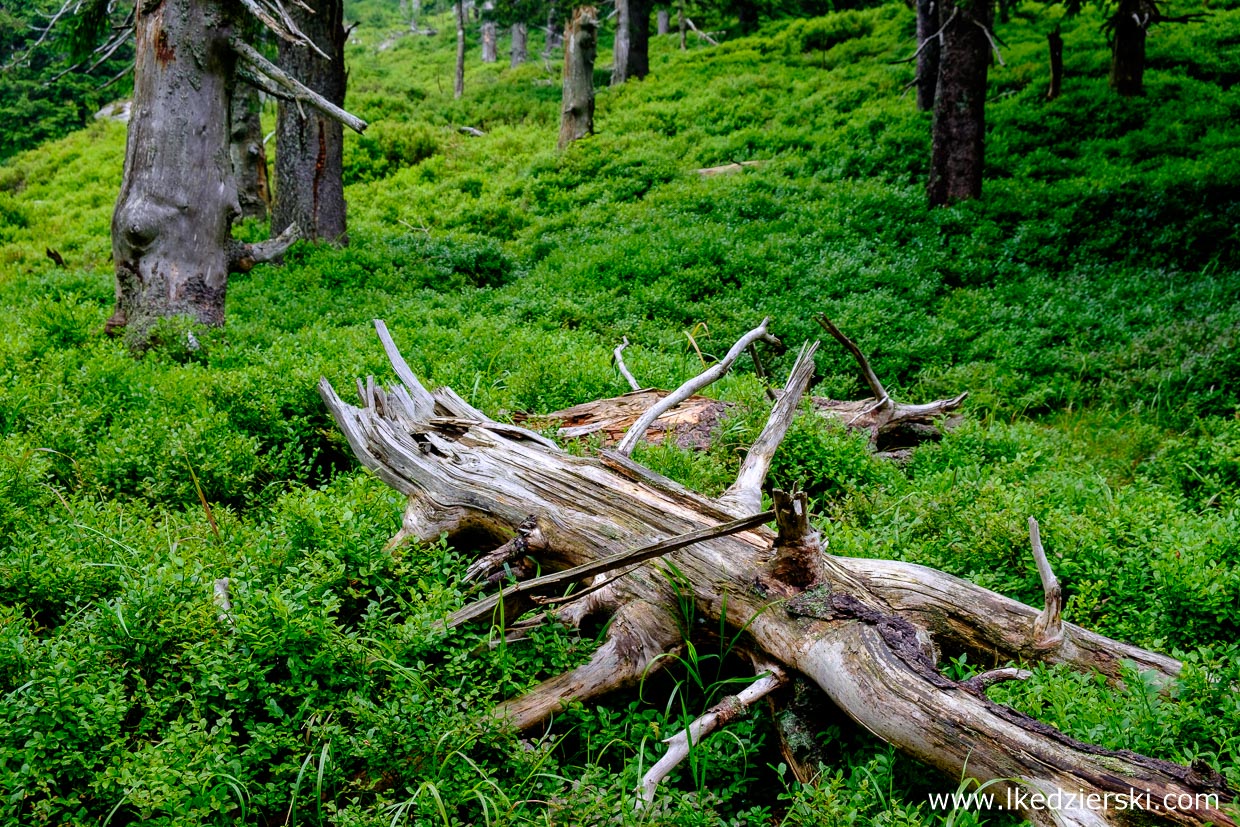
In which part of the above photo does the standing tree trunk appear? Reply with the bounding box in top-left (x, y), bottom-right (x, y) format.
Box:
top-left (735, 0), bottom-right (759, 34)
top-left (273, 0), bottom-right (348, 244)
top-left (915, 0), bottom-right (940, 112)
top-left (559, 6), bottom-right (597, 150)
top-left (678, 0), bottom-right (686, 49)
top-left (455, 0), bottom-right (466, 98)
top-left (613, 0), bottom-right (652, 84)
top-left (482, 21), bottom-right (498, 61)
top-left (105, 0), bottom-right (363, 343)
top-left (657, 8), bottom-right (669, 34)
top-left (1047, 24), bottom-right (1063, 100)
top-left (1109, 0), bottom-right (1149, 96)
top-left (510, 22), bottom-right (528, 66)
top-left (927, 0), bottom-right (994, 207)
top-left (612, 0), bottom-right (631, 84)
top-left (108, 0), bottom-right (241, 337)
top-left (229, 84), bottom-right (270, 222)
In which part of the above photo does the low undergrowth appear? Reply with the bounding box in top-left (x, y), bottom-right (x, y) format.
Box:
top-left (1, 0), bottom-right (1238, 823)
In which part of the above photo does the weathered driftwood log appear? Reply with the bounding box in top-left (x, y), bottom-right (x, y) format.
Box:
top-left (320, 320), bottom-right (1233, 827)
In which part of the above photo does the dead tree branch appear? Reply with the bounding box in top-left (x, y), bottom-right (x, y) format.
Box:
top-left (614, 337), bottom-right (642, 391)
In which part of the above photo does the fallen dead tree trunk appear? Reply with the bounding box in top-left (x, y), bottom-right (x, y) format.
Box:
top-left (320, 320), bottom-right (1233, 827)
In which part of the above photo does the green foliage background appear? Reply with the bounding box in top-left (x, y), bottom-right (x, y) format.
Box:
top-left (0, 0), bottom-right (1238, 823)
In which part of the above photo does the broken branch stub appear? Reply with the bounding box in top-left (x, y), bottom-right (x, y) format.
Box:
top-left (319, 321), bottom-right (1233, 826)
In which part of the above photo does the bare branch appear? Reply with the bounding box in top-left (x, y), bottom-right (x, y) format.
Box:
top-left (971, 16), bottom-right (1005, 66)
top-left (1029, 517), bottom-right (1064, 649)
top-left (638, 664), bottom-right (788, 807)
top-left (213, 577), bottom-right (234, 628)
top-left (446, 509), bottom-right (774, 629)
top-left (614, 337), bottom-right (642, 392)
top-left (961, 667), bottom-right (1032, 694)
top-left (373, 320), bottom-right (436, 418)
top-left (683, 18), bottom-right (719, 45)
top-left (231, 38), bottom-right (367, 133)
top-left (464, 516), bottom-right (548, 582)
top-left (814, 314), bottom-right (889, 406)
top-left (227, 221), bottom-right (301, 273)
top-left (889, 7), bottom-right (958, 64)
top-left (719, 341), bottom-right (819, 515)
top-left (617, 318), bottom-right (779, 456)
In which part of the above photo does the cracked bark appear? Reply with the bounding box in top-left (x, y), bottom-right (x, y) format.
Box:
top-left (320, 320), bottom-right (1234, 826)
top-left (927, 0), bottom-right (993, 206)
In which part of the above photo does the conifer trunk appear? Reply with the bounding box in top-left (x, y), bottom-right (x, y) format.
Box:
top-left (612, 0), bottom-right (631, 84)
top-left (915, 0), bottom-right (940, 111)
top-left (1047, 25), bottom-right (1064, 100)
top-left (229, 84), bottom-right (270, 222)
top-left (559, 6), bottom-right (597, 149)
top-left (273, 0), bottom-right (348, 243)
top-left (510, 22), bottom-right (528, 66)
top-left (108, 0), bottom-right (240, 336)
top-left (927, 0), bottom-right (993, 206)
top-left (482, 21), bottom-right (498, 62)
top-left (455, 0), bottom-right (466, 97)
top-left (657, 8), bottom-right (669, 34)
top-left (1109, 0), bottom-right (1148, 96)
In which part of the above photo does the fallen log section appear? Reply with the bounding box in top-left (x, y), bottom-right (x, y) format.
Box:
top-left (320, 320), bottom-right (1233, 826)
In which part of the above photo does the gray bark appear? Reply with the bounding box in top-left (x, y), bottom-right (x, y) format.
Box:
top-left (510, 22), bottom-right (528, 66)
top-left (927, 0), bottom-right (993, 206)
top-left (558, 6), bottom-right (597, 150)
top-left (273, 0), bottom-right (348, 244)
top-left (455, 0), bottom-right (466, 97)
top-left (482, 21), bottom-right (498, 62)
top-left (108, 0), bottom-right (291, 339)
top-left (678, 0), bottom-right (685, 49)
top-left (657, 8), bottom-right (669, 34)
top-left (229, 84), bottom-right (270, 222)
top-left (321, 321), bottom-right (1235, 827)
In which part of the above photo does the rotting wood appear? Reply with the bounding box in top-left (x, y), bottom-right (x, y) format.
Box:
top-left (320, 319), bottom-right (1234, 826)
top-left (558, 6), bottom-right (598, 149)
top-left (696, 160), bottom-right (765, 176)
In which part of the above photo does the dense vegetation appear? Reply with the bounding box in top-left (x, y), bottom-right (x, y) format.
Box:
top-left (1, 0), bottom-right (1239, 823)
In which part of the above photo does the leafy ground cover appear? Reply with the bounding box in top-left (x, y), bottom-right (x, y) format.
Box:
top-left (1, 1), bottom-right (1239, 823)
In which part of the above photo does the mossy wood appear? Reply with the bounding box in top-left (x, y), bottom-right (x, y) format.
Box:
top-left (321, 321), bottom-right (1233, 827)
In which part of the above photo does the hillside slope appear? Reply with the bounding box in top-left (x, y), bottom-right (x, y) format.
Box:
top-left (0, 2), bottom-right (1238, 824)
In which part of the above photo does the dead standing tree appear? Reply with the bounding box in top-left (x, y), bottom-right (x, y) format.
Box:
top-left (320, 319), bottom-right (1233, 825)
top-left (105, 0), bottom-right (366, 341)
top-left (557, 6), bottom-right (597, 149)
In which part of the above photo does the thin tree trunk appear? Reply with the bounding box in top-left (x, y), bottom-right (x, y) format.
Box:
top-left (915, 0), bottom-right (940, 111)
top-left (559, 6), bottom-right (597, 150)
top-left (482, 21), bottom-right (497, 62)
top-left (657, 8), bottom-right (669, 34)
top-left (612, 0), bottom-right (631, 84)
top-left (510, 22), bottom-right (528, 66)
top-left (229, 84), bottom-right (270, 222)
top-left (1047, 24), bottom-right (1063, 100)
top-left (1109, 0), bottom-right (1148, 96)
top-left (678, 0), bottom-right (685, 49)
top-left (927, 0), bottom-right (993, 207)
top-left (455, 0), bottom-right (466, 98)
top-left (108, 0), bottom-right (240, 337)
top-left (273, 0), bottom-right (348, 243)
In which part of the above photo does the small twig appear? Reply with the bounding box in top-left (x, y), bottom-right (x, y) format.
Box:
top-left (457, 125), bottom-right (486, 137)
top-left (889, 7), bottom-right (957, 64)
top-left (613, 337), bottom-right (642, 392)
top-left (1028, 517), bottom-right (1064, 649)
top-left (970, 16), bottom-right (1004, 66)
top-left (617, 319), bottom-right (780, 456)
top-left (960, 667), bottom-right (1032, 694)
top-left (638, 663), bottom-right (787, 807)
